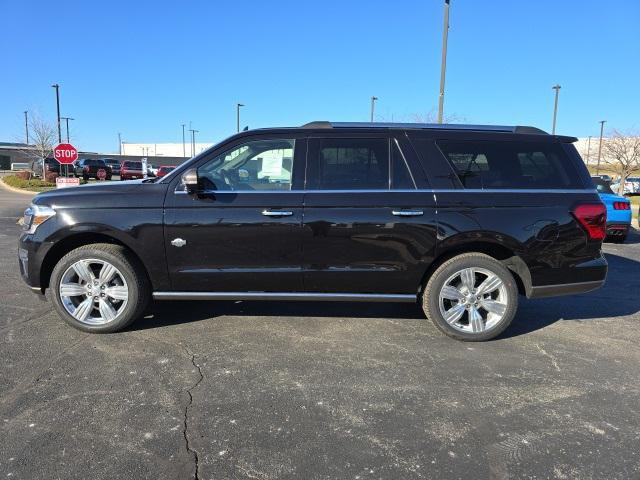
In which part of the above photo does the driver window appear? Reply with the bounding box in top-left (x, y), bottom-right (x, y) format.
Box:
top-left (197, 138), bottom-right (295, 191)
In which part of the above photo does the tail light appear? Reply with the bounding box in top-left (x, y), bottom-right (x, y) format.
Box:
top-left (572, 204), bottom-right (607, 240)
top-left (613, 201), bottom-right (630, 210)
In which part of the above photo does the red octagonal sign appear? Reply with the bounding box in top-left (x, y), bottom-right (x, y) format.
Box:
top-left (53, 143), bottom-right (78, 164)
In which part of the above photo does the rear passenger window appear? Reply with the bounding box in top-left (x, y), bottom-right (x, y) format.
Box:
top-left (308, 138), bottom-right (389, 190)
top-left (391, 141), bottom-right (416, 189)
top-left (437, 140), bottom-right (584, 189)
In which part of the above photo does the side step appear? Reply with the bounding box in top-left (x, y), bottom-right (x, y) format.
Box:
top-left (152, 292), bottom-right (417, 303)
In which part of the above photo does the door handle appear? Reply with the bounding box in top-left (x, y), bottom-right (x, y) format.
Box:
top-left (262, 210), bottom-right (293, 217)
top-left (392, 210), bottom-right (424, 217)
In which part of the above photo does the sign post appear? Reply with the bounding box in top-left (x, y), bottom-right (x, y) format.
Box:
top-left (53, 143), bottom-right (78, 178)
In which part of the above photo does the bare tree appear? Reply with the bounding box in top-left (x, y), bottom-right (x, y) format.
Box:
top-left (602, 130), bottom-right (640, 195)
top-left (21, 115), bottom-right (56, 178)
top-left (377, 108), bottom-right (466, 124)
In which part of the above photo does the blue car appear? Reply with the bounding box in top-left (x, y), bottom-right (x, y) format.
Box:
top-left (592, 177), bottom-right (632, 243)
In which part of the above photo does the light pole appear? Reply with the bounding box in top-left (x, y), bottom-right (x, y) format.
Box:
top-left (437, 0), bottom-right (451, 124)
top-left (61, 117), bottom-right (74, 143)
top-left (596, 120), bottom-right (606, 175)
top-left (189, 129), bottom-right (198, 156)
top-left (181, 124), bottom-right (186, 157)
top-left (370, 96), bottom-right (378, 122)
top-left (585, 135), bottom-right (592, 165)
top-left (24, 111), bottom-right (29, 144)
top-left (118, 132), bottom-right (122, 155)
top-left (551, 84), bottom-right (561, 134)
top-left (236, 103), bottom-right (244, 133)
top-left (51, 84), bottom-right (62, 143)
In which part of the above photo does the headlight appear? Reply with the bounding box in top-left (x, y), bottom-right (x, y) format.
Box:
top-left (22, 205), bottom-right (56, 234)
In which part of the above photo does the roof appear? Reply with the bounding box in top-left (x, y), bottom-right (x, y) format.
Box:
top-left (300, 121), bottom-right (548, 135)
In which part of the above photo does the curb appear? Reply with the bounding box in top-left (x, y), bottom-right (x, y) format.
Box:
top-left (0, 177), bottom-right (40, 195)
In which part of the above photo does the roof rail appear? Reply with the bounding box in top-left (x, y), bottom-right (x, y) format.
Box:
top-left (300, 121), bottom-right (548, 135)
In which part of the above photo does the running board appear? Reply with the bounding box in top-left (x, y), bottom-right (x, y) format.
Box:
top-left (152, 292), bottom-right (417, 303)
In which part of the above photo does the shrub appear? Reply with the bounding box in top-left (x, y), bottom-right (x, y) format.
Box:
top-left (45, 172), bottom-right (59, 183)
top-left (15, 170), bottom-right (32, 180)
top-left (2, 174), bottom-right (56, 191)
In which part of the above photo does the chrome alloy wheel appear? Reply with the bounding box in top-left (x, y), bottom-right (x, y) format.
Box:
top-left (437, 267), bottom-right (508, 334)
top-left (59, 259), bottom-right (129, 325)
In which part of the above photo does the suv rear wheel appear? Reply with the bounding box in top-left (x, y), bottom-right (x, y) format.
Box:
top-left (49, 243), bottom-right (150, 333)
top-left (422, 253), bottom-right (518, 341)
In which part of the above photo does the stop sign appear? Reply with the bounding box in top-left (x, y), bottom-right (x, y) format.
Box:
top-left (53, 143), bottom-right (78, 164)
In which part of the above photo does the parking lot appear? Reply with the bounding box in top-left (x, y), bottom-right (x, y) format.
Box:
top-left (1, 185), bottom-right (639, 479)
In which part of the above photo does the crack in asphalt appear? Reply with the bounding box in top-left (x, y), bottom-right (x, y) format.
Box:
top-left (181, 345), bottom-right (204, 480)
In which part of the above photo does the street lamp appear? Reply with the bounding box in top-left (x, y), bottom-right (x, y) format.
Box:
top-left (596, 120), bottom-right (606, 175)
top-left (437, 0), bottom-right (451, 124)
top-left (51, 84), bottom-right (61, 143)
top-left (181, 124), bottom-right (186, 157)
top-left (189, 129), bottom-right (199, 156)
top-left (24, 111), bottom-right (29, 144)
top-left (236, 103), bottom-right (244, 133)
top-left (370, 96), bottom-right (378, 122)
top-left (551, 84), bottom-right (561, 134)
top-left (118, 132), bottom-right (122, 155)
top-left (61, 116), bottom-right (74, 143)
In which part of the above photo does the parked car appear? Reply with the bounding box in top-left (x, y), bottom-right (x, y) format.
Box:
top-left (592, 174), bottom-right (612, 184)
top-left (592, 177), bottom-right (632, 243)
top-left (156, 165), bottom-right (175, 178)
top-left (103, 158), bottom-right (121, 175)
top-left (611, 176), bottom-right (640, 195)
top-left (120, 161), bottom-right (144, 180)
top-left (73, 159), bottom-right (112, 181)
top-left (30, 157), bottom-right (60, 177)
top-left (19, 121), bottom-right (607, 341)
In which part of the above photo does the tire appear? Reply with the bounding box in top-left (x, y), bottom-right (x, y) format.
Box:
top-left (49, 243), bottom-right (150, 333)
top-left (422, 253), bottom-right (519, 341)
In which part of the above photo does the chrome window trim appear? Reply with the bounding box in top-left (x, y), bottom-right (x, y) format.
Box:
top-left (175, 188), bottom-right (597, 195)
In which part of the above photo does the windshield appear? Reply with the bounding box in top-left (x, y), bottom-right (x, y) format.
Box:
top-left (592, 178), bottom-right (614, 194)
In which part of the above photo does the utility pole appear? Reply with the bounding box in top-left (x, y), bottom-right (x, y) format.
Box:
top-left (61, 117), bottom-right (74, 143)
top-left (551, 84), bottom-right (561, 134)
top-left (24, 111), bottom-right (29, 144)
top-left (51, 84), bottom-right (62, 143)
top-left (118, 132), bottom-right (122, 155)
top-left (596, 120), bottom-right (606, 175)
top-left (585, 135), bottom-right (592, 165)
top-left (236, 103), bottom-right (244, 133)
top-left (437, 0), bottom-right (451, 124)
top-left (370, 96), bottom-right (378, 122)
top-left (189, 129), bottom-right (198, 157)
top-left (181, 124), bottom-right (186, 157)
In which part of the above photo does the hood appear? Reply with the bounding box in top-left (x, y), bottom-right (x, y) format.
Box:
top-left (32, 179), bottom-right (169, 210)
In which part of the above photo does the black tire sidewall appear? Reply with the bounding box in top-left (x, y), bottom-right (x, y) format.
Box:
top-left (424, 254), bottom-right (518, 341)
top-left (49, 246), bottom-right (144, 333)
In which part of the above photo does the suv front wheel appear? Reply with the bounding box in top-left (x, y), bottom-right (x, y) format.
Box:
top-left (423, 253), bottom-right (518, 341)
top-left (49, 243), bottom-right (150, 333)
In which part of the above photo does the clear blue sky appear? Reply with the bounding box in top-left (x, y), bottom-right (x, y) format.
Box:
top-left (1, 0), bottom-right (638, 153)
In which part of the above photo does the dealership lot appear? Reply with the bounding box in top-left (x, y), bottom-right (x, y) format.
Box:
top-left (1, 187), bottom-right (639, 479)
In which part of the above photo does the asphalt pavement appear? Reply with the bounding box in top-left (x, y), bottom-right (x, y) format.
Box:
top-left (1, 184), bottom-right (639, 479)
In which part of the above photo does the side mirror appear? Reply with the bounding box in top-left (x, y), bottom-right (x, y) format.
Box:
top-left (181, 168), bottom-right (199, 194)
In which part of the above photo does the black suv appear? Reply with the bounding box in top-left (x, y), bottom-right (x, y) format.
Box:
top-left (18, 122), bottom-right (607, 341)
top-left (74, 159), bottom-right (113, 180)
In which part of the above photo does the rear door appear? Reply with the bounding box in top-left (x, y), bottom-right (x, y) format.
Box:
top-left (164, 133), bottom-right (306, 292)
top-left (301, 131), bottom-right (438, 294)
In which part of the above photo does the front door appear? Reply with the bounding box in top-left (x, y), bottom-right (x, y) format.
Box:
top-left (164, 135), bottom-right (306, 292)
top-left (302, 134), bottom-right (438, 294)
